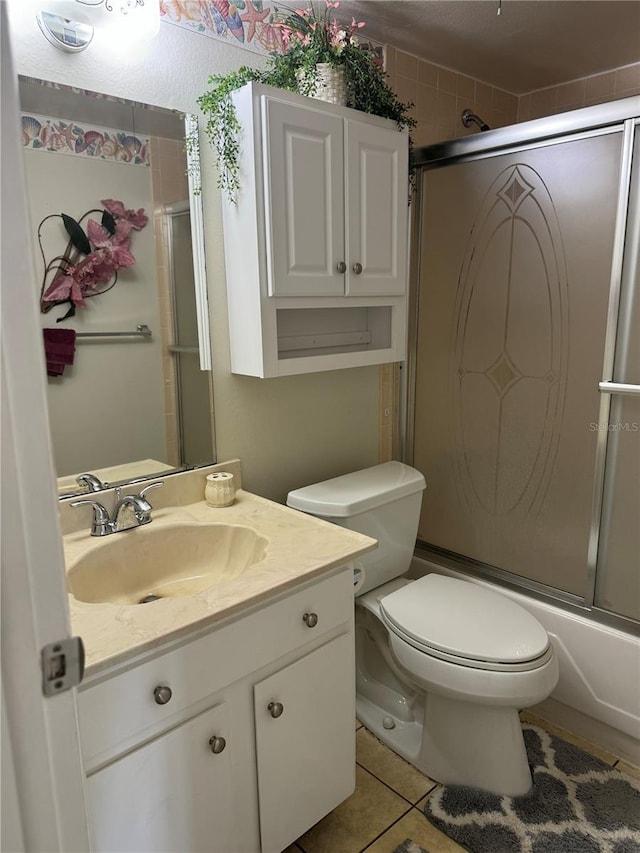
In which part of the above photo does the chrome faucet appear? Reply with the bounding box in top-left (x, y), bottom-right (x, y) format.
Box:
top-left (71, 481), bottom-right (163, 536)
top-left (75, 472), bottom-right (106, 492)
top-left (112, 489), bottom-right (156, 532)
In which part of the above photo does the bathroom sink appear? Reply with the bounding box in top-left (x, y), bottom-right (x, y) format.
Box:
top-left (67, 523), bottom-right (268, 605)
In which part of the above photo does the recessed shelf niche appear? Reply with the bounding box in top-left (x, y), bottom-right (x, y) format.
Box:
top-left (277, 306), bottom-right (392, 359)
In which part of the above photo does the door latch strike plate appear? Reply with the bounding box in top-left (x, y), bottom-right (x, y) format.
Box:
top-left (41, 636), bottom-right (85, 696)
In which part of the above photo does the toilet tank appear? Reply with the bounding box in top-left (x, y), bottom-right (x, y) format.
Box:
top-left (286, 462), bottom-right (426, 595)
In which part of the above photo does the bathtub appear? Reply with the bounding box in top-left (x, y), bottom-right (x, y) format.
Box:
top-left (411, 555), bottom-right (640, 764)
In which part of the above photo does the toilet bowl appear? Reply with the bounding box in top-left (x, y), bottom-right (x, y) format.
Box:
top-left (287, 462), bottom-right (559, 796)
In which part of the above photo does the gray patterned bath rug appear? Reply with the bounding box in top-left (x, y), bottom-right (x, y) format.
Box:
top-left (423, 724), bottom-right (640, 853)
top-left (392, 841), bottom-right (428, 853)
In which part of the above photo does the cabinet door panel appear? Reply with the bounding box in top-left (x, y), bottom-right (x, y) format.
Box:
top-left (263, 98), bottom-right (345, 297)
top-left (346, 120), bottom-right (408, 296)
top-left (87, 703), bottom-right (235, 853)
top-left (254, 633), bottom-right (355, 853)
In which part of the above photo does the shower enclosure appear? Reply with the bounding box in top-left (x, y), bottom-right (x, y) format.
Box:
top-left (409, 98), bottom-right (640, 632)
top-left (165, 203), bottom-right (214, 467)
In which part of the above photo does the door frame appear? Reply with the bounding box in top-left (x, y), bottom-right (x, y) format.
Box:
top-left (1, 8), bottom-right (90, 850)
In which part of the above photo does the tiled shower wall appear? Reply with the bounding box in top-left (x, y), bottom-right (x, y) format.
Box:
top-left (378, 52), bottom-right (640, 464)
top-left (518, 61), bottom-right (640, 122)
top-left (385, 49), bottom-right (640, 148)
top-left (384, 46), bottom-right (519, 146)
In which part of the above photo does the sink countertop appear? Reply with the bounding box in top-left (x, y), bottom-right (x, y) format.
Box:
top-left (65, 490), bottom-right (377, 677)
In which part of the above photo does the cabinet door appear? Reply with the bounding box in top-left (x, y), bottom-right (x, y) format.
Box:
top-left (87, 703), bottom-right (236, 853)
top-left (345, 119), bottom-right (408, 296)
top-left (254, 633), bottom-right (355, 853)
top-left (263, 98), bottom-right (346, 297)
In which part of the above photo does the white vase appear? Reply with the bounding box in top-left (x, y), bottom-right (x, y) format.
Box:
top-left (298, 63), bottom-right (348, 106)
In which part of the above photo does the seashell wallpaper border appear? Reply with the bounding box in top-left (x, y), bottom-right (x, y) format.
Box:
top-left (160, 0), bottom-right (284, 56)
top-left (21, 113), bottom-right (150, 166)
top-left (159, 0), bottom-right (384, 61)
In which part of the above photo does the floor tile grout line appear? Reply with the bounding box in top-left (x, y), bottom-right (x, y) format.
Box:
top-left (295, 763), bottom-right (427, 853)
top-left (355, 759), bottom-right (437, 807)
top-left (357, 725), bottom-right (441, 805)
top-left (418, 781), bottom-right (440, 805)
top-left (358, 801), bottom-right (416, 853)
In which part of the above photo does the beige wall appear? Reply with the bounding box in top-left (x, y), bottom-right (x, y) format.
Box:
top-left (25, 149), bottom-right (166, 476)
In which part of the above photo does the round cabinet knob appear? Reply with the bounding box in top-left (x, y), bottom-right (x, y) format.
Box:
top-left (153, 685), bottom-right (172, 705)
top-left (352, 262), bottom-right (363, 275)
top-left (268, 701), bottom-right (284, 719)
top-left (337, 261), bottom-right (347, 274)
top-left (303, 612), bottom-right (318, 628)
top-left (209, 735), bottom-right (226, 754)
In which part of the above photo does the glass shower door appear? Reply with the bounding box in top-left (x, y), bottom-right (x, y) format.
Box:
top-left (413, 130), bottom-right (625, 597)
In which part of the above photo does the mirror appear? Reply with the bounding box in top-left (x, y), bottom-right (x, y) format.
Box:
top-left (19, 76), bottom-right (215, 496)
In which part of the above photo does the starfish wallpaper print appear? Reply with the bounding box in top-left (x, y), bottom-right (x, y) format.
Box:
top-left (160, 0), bottom-right (286, 55)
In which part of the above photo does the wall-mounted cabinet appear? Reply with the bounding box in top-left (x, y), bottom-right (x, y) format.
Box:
top-left (221, 83), bottom-right (409, 377)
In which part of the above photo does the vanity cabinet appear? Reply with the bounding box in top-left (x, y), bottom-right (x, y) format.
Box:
top-left (254, 632), bottom-right (354, 852)
top-left (222, 82), bottom-right (409, 377)
top-left (78, 568), bottom-right (355, 853)
top-left (86, 702), bottom-right (235, 853)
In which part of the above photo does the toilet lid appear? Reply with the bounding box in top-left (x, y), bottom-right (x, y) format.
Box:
top-left (379, 574), bottom-right (549, 665)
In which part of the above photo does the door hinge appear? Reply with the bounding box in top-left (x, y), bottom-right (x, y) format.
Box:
top-left (41, 636), bottom-right (85, 696)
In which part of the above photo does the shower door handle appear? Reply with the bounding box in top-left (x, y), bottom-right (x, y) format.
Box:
top-left (598, 381), bottom-right (640, 396)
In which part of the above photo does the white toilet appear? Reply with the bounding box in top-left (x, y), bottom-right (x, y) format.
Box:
top-left (287, 461), bottom-right (559, 796)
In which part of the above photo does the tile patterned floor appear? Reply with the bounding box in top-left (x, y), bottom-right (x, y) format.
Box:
top-left (285, 713), bottom-right (639, 853)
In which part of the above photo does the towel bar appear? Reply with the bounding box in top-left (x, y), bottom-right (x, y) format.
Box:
top-left (75, 324), bottom-right (152, 340)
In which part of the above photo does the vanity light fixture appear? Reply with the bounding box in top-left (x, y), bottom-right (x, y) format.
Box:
top-left (36, 8), bottom-right (94, 52)
top-left (36, 0), bottom-right (159, 53)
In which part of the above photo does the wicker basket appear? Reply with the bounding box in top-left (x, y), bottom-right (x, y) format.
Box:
top-left (298, 63), bottom-right (348, 106)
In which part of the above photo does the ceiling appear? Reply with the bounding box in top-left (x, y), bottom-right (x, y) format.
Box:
top-left (342, 1), bottom-right (640, 94)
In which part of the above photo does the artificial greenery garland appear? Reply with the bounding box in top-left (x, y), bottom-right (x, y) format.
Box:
top-left (197, 6), bottom-right (416, 202)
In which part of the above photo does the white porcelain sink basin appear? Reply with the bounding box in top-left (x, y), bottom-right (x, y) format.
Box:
top-left (67, 523), bottom-right (268, 605)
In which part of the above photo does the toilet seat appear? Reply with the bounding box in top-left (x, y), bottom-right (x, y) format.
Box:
top-left (379, 574), bottom-right (551, 673)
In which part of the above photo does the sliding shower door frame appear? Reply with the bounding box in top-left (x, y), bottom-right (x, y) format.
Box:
top-left (411, 97), bottom-right (640, 168)
top-left (406, 98), bottom-right (640, 635)
top-left (586, 119), bottom-right (636, 611)
top-left (165, 201), bottom-right (215, 468)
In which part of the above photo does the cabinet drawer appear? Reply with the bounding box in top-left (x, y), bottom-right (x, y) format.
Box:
top-left (79, 567), bottom-right (353, 770)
